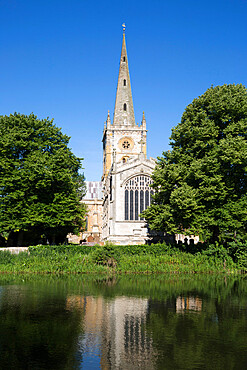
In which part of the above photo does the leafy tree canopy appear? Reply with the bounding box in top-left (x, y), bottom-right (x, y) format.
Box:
top-left (0, 113), bottom-right (86, 245)
top-left (142, 84), bottom-right (247, 242)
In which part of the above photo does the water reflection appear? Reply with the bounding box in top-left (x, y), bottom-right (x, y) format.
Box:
top-left (0, 275), bottom-right (246, 369)
top-left (0, 284), bottom-right (82, 369)
top-left (67, 296), bottom-right (155, 369)
top-left (176, 296), bottom-right (202, 313)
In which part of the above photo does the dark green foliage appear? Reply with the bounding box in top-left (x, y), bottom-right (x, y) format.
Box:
top-left (0, 251), bottom-right (14, 265)
top-left (228, 240), bottom-right (247, 269)
top-left (90, 243), bottom-right (120, 266)
top-left (0, 113), bottom-right (87, 245)
top-left (0, 278), bottom-right (83, 369)
top-left (0, 234), bottom-right (6, 247)
top-left (142, 84), bottom-right (247, 242)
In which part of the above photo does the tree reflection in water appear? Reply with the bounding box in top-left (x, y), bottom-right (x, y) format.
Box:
top-left (0, 284), bottom-right (83, 369)
top-left (0, 275), bottom-right (246, 369)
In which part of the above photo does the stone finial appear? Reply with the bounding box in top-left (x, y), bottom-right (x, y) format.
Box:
top-left (122, 23), bottom-right (126, 34)
top-left (107, 110), bottom-right (111, 128)
top-left (141, 111), bottom-right (146, 129)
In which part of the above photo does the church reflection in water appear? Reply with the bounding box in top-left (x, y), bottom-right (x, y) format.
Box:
top-left (66, 295), bottom-right (156, 369)
top-left (66, 293), bottom-right (204, 368)
top-left (176, 296), bottom-right (202, 313)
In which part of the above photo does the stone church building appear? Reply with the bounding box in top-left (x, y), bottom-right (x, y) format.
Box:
top-left (67, 27), bottom-right (199, 246)
top-left (101, 28), bottom-right (156, 244)
top-left (69, 27), bottom-right (160, 245)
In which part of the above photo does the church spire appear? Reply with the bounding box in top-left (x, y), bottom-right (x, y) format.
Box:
top-left (113, 25), bottom-right (135, 126)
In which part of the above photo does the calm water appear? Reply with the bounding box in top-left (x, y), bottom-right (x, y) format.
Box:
top-left (0, 275), bottom-right (246, 370)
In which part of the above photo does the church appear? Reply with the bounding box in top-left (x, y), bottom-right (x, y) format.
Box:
top-left (67, 26), bottom-right (200, 246)
top-left (101, 26), bottom-right (156, 245)
top-left (74, 26), bottom-right (157, 245)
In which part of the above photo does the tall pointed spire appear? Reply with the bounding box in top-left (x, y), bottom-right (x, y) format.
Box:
top-left (113, 24), bottom-right (135, 126)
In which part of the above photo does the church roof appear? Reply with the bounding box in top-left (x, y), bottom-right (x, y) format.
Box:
top-left (84, 181), bottom-right (103, 200)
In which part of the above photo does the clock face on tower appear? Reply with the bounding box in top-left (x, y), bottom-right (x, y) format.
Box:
top-left (118, 137), bottom-right (134, 151)
top-left (122, 140), bottom-right (130, 149)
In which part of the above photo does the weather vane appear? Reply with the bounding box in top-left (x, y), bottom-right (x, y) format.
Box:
top-left (122, 23), bottom-right (126, 33)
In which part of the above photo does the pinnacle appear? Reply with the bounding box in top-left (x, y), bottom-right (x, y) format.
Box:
top-left (107, 110), bottom-right (111, 127)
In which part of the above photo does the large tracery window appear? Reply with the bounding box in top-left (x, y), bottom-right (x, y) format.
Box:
top-left (124, 175), bottom-right (153, 220)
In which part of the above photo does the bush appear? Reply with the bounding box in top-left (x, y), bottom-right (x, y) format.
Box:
top-left (90, 243), bottom-right (119, 267)
top-left (228, 241), bottom-right (247, 271)
top-left (0, 250), bottom-right (13, 265)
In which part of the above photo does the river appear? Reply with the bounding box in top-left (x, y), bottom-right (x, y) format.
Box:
top-left (0, 274), bottom-right (246, 369)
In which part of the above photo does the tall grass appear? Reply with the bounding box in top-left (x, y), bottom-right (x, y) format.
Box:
top-left (0, 242), bottom-right (245, 274)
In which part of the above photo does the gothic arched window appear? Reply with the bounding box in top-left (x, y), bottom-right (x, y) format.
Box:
top-left (124, 175), bottom-right (153, 220)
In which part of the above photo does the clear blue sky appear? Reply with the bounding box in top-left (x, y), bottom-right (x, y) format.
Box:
top-left (1, 0), bottom-right (246, 180)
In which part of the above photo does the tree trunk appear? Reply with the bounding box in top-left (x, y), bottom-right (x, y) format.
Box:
top-left (210, 226), bottom-right (220, 244)
top-left (17, 230), bottom-right (24, 247)
top-left (52, 234), bottom-right (56, 245)
top-left (7, 231), bottom-right (17, 247)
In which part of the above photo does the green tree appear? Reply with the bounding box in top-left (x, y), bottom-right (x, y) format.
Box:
top-left (142, 84), bottom-right (247, 242)
top-left (0, 113), bottom-right (86, 246)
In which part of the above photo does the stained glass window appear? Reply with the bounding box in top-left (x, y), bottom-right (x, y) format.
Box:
top-left (124, 175), bottom-right (153, 220)
top-left (125, 190), bottom-right (129, 220)
top-left (130, 190), bottom-right (134, 220)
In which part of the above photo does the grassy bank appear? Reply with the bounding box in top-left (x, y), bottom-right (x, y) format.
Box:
top-left (0, 242), bottom-right (246, 274)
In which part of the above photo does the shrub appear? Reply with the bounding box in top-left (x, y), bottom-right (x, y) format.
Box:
top-left (0, 250), bottom-right (13, 265)
top-left (90, 243), bottom-right (119, 267)
top-left (228, 241), bottom-right (247, 271)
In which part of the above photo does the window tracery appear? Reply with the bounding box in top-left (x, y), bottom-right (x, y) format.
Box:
top-left (124, 175), bottom-right (153, 220)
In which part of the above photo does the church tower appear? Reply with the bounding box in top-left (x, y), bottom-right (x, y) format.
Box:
top-left (102, 25), bottom-right (147, 179)
top-left (102, 25), bottom-right (155, 245)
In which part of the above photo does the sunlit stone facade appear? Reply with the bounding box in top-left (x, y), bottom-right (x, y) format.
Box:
top-left (82, 182), bottom-right (103, 244)
top-left (101, 29), bottom-right (156, 245)
top-left (68, 181), bottom-right (103, 244)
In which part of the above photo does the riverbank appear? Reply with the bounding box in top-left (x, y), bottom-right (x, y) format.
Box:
top-left (0, 242), bottom-right (246, 274)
